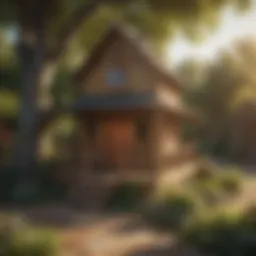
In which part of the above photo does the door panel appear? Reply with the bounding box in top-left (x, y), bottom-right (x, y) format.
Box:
top-left (97, 118), bottom-right (135, 169)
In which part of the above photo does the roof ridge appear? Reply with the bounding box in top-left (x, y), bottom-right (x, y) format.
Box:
top-left (75, 24), bottom-right (182, 90)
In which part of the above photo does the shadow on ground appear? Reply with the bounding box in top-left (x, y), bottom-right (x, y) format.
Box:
top-left (0, 205), bottom-right (202, 256)
top-left (125, 242), bottom-right (199, 256)
top-left (0, 204), bottom-right (96, 227)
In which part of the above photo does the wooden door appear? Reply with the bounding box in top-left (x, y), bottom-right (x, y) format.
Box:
top-left (97, 118), bottom-right (134, 170)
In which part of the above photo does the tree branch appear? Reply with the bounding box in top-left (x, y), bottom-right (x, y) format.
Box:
top-left (47, 2), bottom-right (98, 61)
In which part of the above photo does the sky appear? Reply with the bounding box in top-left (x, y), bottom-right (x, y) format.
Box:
top-left (168, 1), bottom-right (256, 66)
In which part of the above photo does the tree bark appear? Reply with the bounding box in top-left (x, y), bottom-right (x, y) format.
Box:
top-left (14, 49), bottom-right (59, 173)
top-left (14, 36), bottom-right (44, 173)
top-left (13, 1), bottom-right (98, 174)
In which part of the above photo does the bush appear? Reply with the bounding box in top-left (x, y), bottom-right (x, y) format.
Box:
top-left (192, 178), bottom-right (225, 206)
top-left (193, 159), bottom-right (217, 181)
top-left (243, 205), bottom-right (256, 227)
top-left (0, 163), bottom-right (68, 205)
top-left (182, 208), bottom-right (256, 256)
top-left (106, 182), bottom-right (150, 212)
top-left (0, 166), bottom-right (20, 202)
top-left (8, 229), bottom-right (58, 256)
top-left (142, 192), bottom-right (197, 231)
top-left (190, 165), bottom-right (243, 206)
top-left (217, 169), bottom-right (242, 195)
top-left (0, 215), bottom-right (58, 256)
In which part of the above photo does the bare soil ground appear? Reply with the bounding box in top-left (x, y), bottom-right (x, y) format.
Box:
top-left (59, 213), bottom-right (175, 256)
top-left (0, 163), bottom-right (255, 256)
top-left (57, 175), bottom-right (256, 256)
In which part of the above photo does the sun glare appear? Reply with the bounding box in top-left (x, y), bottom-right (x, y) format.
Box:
top-left (168, 2), bottom-right (256, 66)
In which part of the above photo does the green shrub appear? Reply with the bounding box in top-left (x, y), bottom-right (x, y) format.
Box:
top-left (8, 229), bottom-right (58, 256)
top-left (182, 208), bottom-right (256, 256)
top-left (142, 192), bottom-right (197, 231)
top-left (0, 166), bottom-right (20, 202)
top-left (193, 159), bottom-right (217, 181)
top-left (243, 205), bottom-right (256, 227)
top-left (190, 165), bottom-right (243, 206)
top-left (106, 182), bottom-right (149, 212)
top-left (217, 169), bottom-right (242, 195)
top-left (193, 166), bottom-right (214, 180)
top-left (192, 179), bottom-right (224, 206)
top-left (0, 163), bottom-right (67, 204)
top-left (0, 215), bottom-right (58, 256)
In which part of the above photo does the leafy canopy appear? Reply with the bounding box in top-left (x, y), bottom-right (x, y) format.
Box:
top-left (0, 0), bottom-right (252, 52)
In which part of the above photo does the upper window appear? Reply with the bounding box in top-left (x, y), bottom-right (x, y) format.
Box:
top-left (106, 68), bottom-right (127, 87)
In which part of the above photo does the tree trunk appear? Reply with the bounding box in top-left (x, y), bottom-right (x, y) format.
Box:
top-left (14, 36), bottom-right (57, 175)
top-left (13, 1), bottom-right (97, 174)
top-left (14, 39), bottom-right (42, 174)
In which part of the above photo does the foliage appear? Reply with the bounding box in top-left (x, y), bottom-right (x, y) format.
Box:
top-left (141, 163), bottom-right (243, 231)
top-left (182, 207), bottom-right (256, 256)
top-left (142, 191), bottom-right (198, 231)
top-left (51, 69), bottom-right (76, 107)
top-left (190, 160), bottom-right (221, 205)
top-left (192, 159), bottom-right (217, 180)
top-left (178, 36), bottom-right (256, 161)
top-left (0, 0), bottom-right (252, 50)
top-left (192, 179), bottom-right (225, 206)
top-left (216, 168), bottom-right (242, 195)
top-left (0, 164), bottom-right (67, 204)
top-left (106, 182), bottom-right (149, 212)
top-left (0, 90), bottom-right (19, 117)
top-left (0, 29), bottom-right (16, 67)
top-left (0, 166), bottom-right (20, 202)
top-left (189, 164), bottom-right (242, 205)
top-left (244, 205), bottom-right (256, 229)
top-left (0, 215), bottom-right (58, 256)
top-left (230, 37), bottom-right (256, 109)
top-left (34, 162), bottom-right (68, 201)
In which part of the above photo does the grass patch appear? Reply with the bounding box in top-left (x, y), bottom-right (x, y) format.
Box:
top-left (0, 163), bottom-right (68, 205)
top-left (141, 191), bottom-right (200, 231)
top-left (188, 163), bottom-right (243, 205)
top-left (217, 168), bottom-right (242, 195)
top-left (106, 182), bottom-right (150, 212)
top-left (0, 215), bottom-right (59, 256)
top-left (142, 162), bottom-right (245, 232)
top-left (0, 90), bottom-right (19, 118)
top-left (182, 206), bottom-right (256, 256)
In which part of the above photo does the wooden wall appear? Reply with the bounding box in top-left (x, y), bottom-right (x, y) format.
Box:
top-left (80, 37), bottom-right (159, 95)
top-left (156, 83), bottom-right (182, 109)
top-left (73, 111), bottom-right (158, 176)
top-left (153, 112), bottom-right (182, 168)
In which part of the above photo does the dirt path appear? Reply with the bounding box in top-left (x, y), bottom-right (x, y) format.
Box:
top-left (0, 205), bottom-right (180, 256)
top-left (58, 174), bottom-right (255, 256)
top-left (57, 162), bottom-right (200, 256)
top-left (2, 163), bottom-right (254, 256)
top-left (59, 214), bottom-right (178, 256)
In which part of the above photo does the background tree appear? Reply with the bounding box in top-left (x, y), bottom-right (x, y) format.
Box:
top-left (0, 0), bottom-right (252, 172)
top-left (177, 35), bottom-right (256, 162)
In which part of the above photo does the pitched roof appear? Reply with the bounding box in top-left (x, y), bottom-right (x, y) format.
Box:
top-left (74, 91), bottom-right (155, 110)
top-left (75, 25), bottom-right (182, 90)
top-left (72, 91), bottom-right (197, 121)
